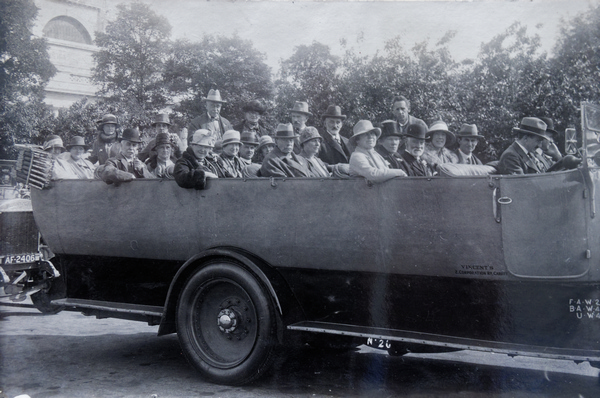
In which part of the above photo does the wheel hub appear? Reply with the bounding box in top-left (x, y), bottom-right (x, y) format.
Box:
top-left (217, 308), bottom-right (238, 333)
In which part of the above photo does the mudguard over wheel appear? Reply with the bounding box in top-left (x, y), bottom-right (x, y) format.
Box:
top-left (176, 262), bottom-right (278, 385)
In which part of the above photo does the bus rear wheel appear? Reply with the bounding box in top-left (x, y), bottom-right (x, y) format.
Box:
top-left (176, 262), bottom-right (278, 385)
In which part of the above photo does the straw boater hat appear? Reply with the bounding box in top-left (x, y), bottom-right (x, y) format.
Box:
top-left (289, 101), bottom-right (312, 117)
top-left (379, 120), bottom-right (402, 138)
top-left (190, 129), bottom-right (216, 147)
top-left (42, 135), bottom-right (64, 151)
top-left (202, 89), bottom-right (227, 104)
top-left (405, 123), bottom-right (428, 140)
top-left (66, 136), bottom-right (89, 150)
top-left (426, 120), bottom-right (456, 147)
top-left (151, 114), bottom-right (171, 126)
top-left (274, 123), bottom-right (299, 138)
top-left (221, 130), bottom-right (242, 146)
top-left (257, 135), bottom-right (275, 152)
top-left (120, 128), bottom-right (143, 143)
top-left (456, 124), bottom-right (485, 140)
top-left (349, 120), bottom-right (381, 146)
top-left (512, 117), bottom-right (549, 140)
top-left (152, 133), bottom-right (174, 150)
top-left (321, 105), bottom-right (346, 121)
top-left (241, 131), bottom-right (260, 146)
top-left (299, 127), bottom-right (322, 146)
top-left (242, 100), bottom-right (266, 114)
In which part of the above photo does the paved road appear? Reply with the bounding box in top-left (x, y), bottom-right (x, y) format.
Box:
top-left (1, 299), bottom-right (598, 398)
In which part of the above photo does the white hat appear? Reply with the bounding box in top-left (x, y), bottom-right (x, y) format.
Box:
top-left (190, 129), bottom-right (216, 147)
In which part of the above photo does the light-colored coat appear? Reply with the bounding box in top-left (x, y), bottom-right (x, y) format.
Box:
top-left (349, 146), bottom-right (406, 183)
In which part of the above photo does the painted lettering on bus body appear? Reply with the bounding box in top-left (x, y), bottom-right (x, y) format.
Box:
top-left (569, 298), bottom-right (600, 319)
top-left (455, 265), bottom-right (506, 277)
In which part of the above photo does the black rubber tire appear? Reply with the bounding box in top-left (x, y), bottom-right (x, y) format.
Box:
top-left (30, 273), bottom-right (66, 315)
top-left (176, 262), bottom-right (278, 385)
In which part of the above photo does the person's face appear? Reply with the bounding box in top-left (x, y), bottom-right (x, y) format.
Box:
top-left (222, 143), bottom-right (240, 157)
top-left (458, 137), bottom-right (479, 155)
top-left (156, 144), bottom-right (172, 162)
top-left (261, 144), bottom-right (275, 156)
top-left (302, 138), bottom-right (321, 157)
top-left (239, 143), bottom-right (257, 160)
top-left (356, 132), bottom-right (377, 150)
top-left (524, 135), bottom-right (545, 152)
top-left (431, 132), bottom-right (447, 149)
top-left (69, 146), bottom-right (85, 161)
top-left (245, 111), bottom-right (260, 124)
top-left (206, 101), bottom-right (222, 118)
top-left (103, 124), bottom-right (116, 136)
top-left (291, 113), bottom-right (308, 129)
top-left (406, 137), bottom-right (425, 158)
top-left (325, 117), bottom-right (342, 134)
top-left (380, 136), bottom-right (400, 154)
top-left (46, 147), bottom-right (63, 159)
top-left (392, 101), bottom-right (410, 124)
top-left (276, 137), bottom-right (295, 154)
top-left (155, 123), bottom-right (169, 134)
top-left (191, 144), bottom-right (211, 159)
top-left (121, 140), bottom-right (139, 159)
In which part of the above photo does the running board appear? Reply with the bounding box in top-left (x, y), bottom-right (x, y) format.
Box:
top-left (52, 298), bottom-right (163, 317)
top-left (287, 320), bottom-right (600, 362)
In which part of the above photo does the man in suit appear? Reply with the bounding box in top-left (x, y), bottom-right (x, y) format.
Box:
top-left (454, 124), bottom-right (484, 165)
top-left (260, 123), bottom-right (311, 178)
top-left (97, 128), bottom-right (146, 184)
top-left (391, 95), bottom-right (427, 135)
top-left (398, 123), bottom-right (435, 177)
top-left (375, 120), bottom-right (404, 169)
top-left (318, 104), bottom-right (352, 164)
top-left (289, 101), bottom-right (312, 154)
top-left (187, 89), bottom-right (233, 142)
top-left (497, 117), bottom-right (549, 175)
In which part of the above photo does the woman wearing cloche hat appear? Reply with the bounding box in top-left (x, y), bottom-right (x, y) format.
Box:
top-left (422, 120), bottom-right (458, 167)
top-left (212, 130), bottom-right (245, 178)
top-left (52, 136), bottom-right (96, 180)
top-left (349, 120), bottom-right (407, 183)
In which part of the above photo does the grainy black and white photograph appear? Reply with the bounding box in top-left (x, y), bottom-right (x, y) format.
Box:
top-left (2, 0), bottom-right (600, 397)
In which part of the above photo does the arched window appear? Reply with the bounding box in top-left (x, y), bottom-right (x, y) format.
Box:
top-left (43, 16), bottom-right (92, 45)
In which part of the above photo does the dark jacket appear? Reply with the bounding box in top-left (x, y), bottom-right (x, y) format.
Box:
top-left (375, 145), bottom-right (404, 169)
top-left (97, 153), bottom-right (145, 184)
top-left (398, 151), bottom-right (435, 177)
top-left (497, 141), bottom-right (542, 175)
top-left (187, 113), bottom-right (233, 142)
top-left (173, 147), bottom-right (217, 189)
top-left (233, 120), bottom-right (270, 138)
top-left (318, 130), bottom-right (352, 164)
top-left (260, 146), bottom-right (311, 178)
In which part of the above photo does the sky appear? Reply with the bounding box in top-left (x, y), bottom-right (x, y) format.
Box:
top-left (105, 0), bottom-right (600, 72)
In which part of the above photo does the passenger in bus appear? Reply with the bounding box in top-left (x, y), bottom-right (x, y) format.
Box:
top-left (187, 89), bottom-right (233, 143)
top-left (391, 95), bottom-right (427, 154)
top-left (239, 131), bottom-right (262, 178)
top-left (97, 128), bottom-right (146, 184)
top-left (422, 120), bottom-right (458, 168)
top-left (533, 117), bottom-right (564, 171)
top-left (143, 133), bottom-right (175, 179)
top-left (234, 100), bottom-right (270, 138)
top-left (349, 120), bottom-right (407, 182)
top-left (300, 127), bottom-right (350, 178)
top-left (212, 130), bottom-right (244, 178)
top-left (497, 117), bottom-right (550, 174)
top-left (454, 124), bottom-right (484, 165)
top-left (289, 101), bottom-right (313, 154)
top-left (138, 114), bottom-right (185, 162)
top-left (52, 136), bottom-right (96, 179)
top-left (260, 123), bottom-right (311, 178)
top-left (398, 123), bottom-right (436, 177)
top-left (42, 135), bottom-right (65, 159)
top-left (318, 105), bottom-right (352, 164)
top-left (89, 114), bottom-right (120, 165)
top-left (174, 129), bottom-right (219, 190)
top-left (375, 120), bottom-right (404, 169)
top-left (251, 135), bottom-right (275, 164)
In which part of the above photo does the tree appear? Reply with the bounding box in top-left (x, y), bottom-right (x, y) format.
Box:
top-left (0, 0), bottom-right (56, 158)
top-left (92, 2), bottom-right (171, 130)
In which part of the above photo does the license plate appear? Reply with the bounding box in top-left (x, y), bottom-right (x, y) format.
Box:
top-left (1, 253), bottom-right (41, 265)
top-left (366, 337), bottom-right (391, 350)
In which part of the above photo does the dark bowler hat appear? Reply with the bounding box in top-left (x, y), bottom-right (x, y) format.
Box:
top-left (242, 100), bottom-right (266, 114)
top-left (512, 117), bottom-right (549, 140)
top-left (97, 114), bottom-right (119, 126)
top-left (241, 131), bottom-right (260, 146)
top-left (66, 136), bottom-right (89, 150)
top-left (321, 105), bottom-right (346, 120)
top-left (405, 123), bottom-right (428, 140)
top-left (457, 124), bottom-right (485, 139)
top-left (427, 120), bottom-right (456, 147)
top-left (274, 123), bottom-right (299, 138)
top-left (120, 128), bottom-right (143, 143)
top-left (379, 120), bottom-right (402, 138)
top-left (203, 89), bottom-right (227, 104)
top-left (299, 126), bottom-right (322, 145)
top-left (289, 101), bottom-right (312, 117)
top-left (152, 133), bottom-right (174, 150)
top-left (152, 113), bottom-right (171, 126)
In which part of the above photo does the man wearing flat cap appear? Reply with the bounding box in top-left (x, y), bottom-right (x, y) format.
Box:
top-left (454, 124), bottom-right (484, 165)
top-left (234, 100), bottom-right (270, 138)
top-left (318, 104), bottom-right (353, 165)
top-left (187, 88), bottom-right (233, 142)
top-left (260, 123), bottom-right (311, 178)
top-left (398, 123), bottom-right (435, 177)
top-left (497, 117), bottom-right (551, 175)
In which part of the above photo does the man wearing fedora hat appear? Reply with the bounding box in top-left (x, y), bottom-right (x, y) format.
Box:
top-left (212, 130), bottom-right (245, 178)
top-left (375, 120), bottom-right (405, 169)
top-left (318, 104), bottom-right (353, 165)
top-left (497, 117), bottom-right (551, 175)
top-left (289, 101), bottom-right (313, 154)
top-left (52, 136), bottom-right (96, 179)
top-left (239, 131), bottom-right (262, 178)
top-left (422, 120), bottom-right (459, 167)
top-left (532, 116), bottom-right (565, 171)
top-left (97, 128), bottom-right (146, 184)
top-left (454, 124), bottom-right (484, 165)
top-left (234, 100), bottom-right (269, 138)
top-left (174, 129), bottom-right (219, 190)
top-left (260, 123), bottom-right (311, 178)
top-left (187, 89), bottom-right (233, 143)
top-left (398, 123), bottom-right (436, 177)
top-left (139, 113), bottom-right (185, 162)
top-left (89, 114), bottom-right (120, 165)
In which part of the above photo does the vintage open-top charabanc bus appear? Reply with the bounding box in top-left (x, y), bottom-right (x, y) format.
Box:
top-left (9, 103), bottom-right (600, 385)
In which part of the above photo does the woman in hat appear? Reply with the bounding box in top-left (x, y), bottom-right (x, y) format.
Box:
top-left (174, 129), bottom-right (219, 190)
top-left (234, 100), bottom-right (269, 137)
top-left (52, 136), bottom-right (96, 179)
top-left (349, 120), bottom-right (407, 183)
top-left (422, 120), bottom-right (458, 167)
top-left (42, 135), bottom-right (65, 159)
top-left (251, 135), bottom-right (276, 164)
top-left (143, 133), bottom-right (176, 179)
top-left (89, 114), bottom-right (120, 165)
top-left (299, 127), bottom-right (330, 178)
top-left (212, 130), bottom-right (245, 178)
